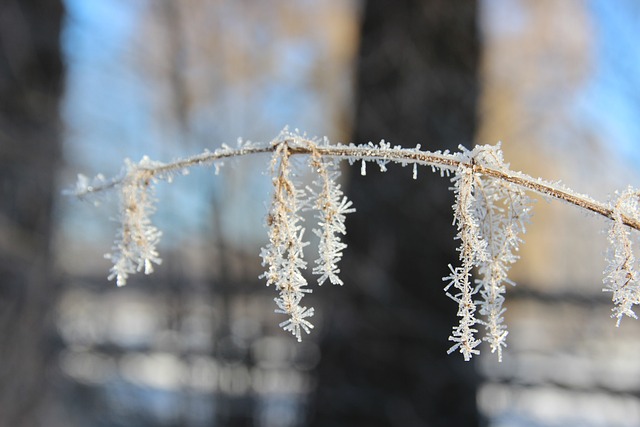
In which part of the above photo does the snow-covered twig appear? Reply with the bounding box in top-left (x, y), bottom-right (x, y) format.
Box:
top-left (68, 129), bottom-right (640, 359)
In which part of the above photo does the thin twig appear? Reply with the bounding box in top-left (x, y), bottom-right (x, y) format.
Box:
top-left (72, 138), bottom-right (640, 232)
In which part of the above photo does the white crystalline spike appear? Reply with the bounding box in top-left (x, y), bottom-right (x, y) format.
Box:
top-left (604, 187), bottom-right (640, 325)
top-left (106, 164), bottom-right (163, 287)
top-left (451, 143), bottom-right (532, 362)
top-left (260, 145), bottom-right (314, 339)
top-left (443, 164), bottom-right (487, 361)
top-left (309, 156), bottom-right (355, 287)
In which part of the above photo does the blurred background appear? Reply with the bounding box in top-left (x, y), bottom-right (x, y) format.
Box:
top-left (1, 0), bottom-right (640, 426)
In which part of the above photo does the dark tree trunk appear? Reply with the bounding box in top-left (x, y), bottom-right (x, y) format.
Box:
top-left (0, 0), bottom-right (64, 425)
top-left (309, 1), bottom-right (482, 426)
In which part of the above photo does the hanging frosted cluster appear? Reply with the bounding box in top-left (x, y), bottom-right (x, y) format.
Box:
top-left (308, 149), bottom-right (355, 286)
top-left (259, 142), bottom-right (314, 341)
top-left (259, 132), bottom-right (354, 341)
top-left (444, 145), bottom-right (532, 361)
top-left (444, 161), bottom-right (487, 361)
top-left (69, 129), bottom-right (640, 360)
top-left (604, 187), bottom-right (640, 325)
top-left (105, 157), bottom-right (163, 287)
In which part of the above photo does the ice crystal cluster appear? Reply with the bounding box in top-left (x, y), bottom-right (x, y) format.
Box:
top-left (257, 132), bottom-right (355, 341)
top-left (259, 142), bottom-right (314, 342)
top-left (105, 157), bottom-right (163, 287)
top-left (68, 129), bottom-right (640, 360)
top-left (604, 187), bottom-right (640, 325)
top-left (444, 145), bottom-right (531, 361)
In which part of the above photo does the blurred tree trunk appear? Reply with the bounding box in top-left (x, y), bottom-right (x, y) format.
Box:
top-left (0, 0), bottom-right (64, 425)
top-left (309, 1), bottom-right (482, 426)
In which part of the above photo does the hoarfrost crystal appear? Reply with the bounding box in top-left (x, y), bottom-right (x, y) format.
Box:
top-left (309, 153), bottom-right (355, 286)
top-left (604, 187), bottom-right (640, 325)
top-left (105, 158), bottom-right (163, 287)
top-left (260, 142), bottom-right (314, 341)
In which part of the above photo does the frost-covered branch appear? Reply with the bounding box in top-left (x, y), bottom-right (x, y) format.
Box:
top-left (69, 138), bottom-right (640, 232)
top-left (67, 129), bottom-right (640, 360)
